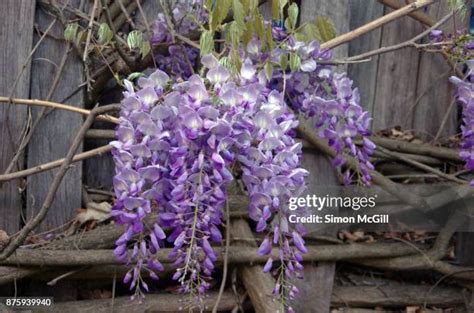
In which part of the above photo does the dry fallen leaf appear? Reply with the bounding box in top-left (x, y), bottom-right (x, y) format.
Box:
top-left (0, 230), bottom-right (9, 251)
top-left (76, 201), bottom-right (112, 225)
top-left (406, 306), bottom-right (420, 313)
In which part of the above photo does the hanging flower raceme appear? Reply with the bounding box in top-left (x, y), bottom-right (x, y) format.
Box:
top-left (254, 32), bottom-right (376, 186)
top-left (450, 61), bottom-right (474, 186)
top-left (110, 70), bottom-right (171, 298)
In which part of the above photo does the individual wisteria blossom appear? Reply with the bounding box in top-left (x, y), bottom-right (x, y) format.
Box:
top-left (450, 60), bottom-right (474, 186)
top-left (150, 0), bottom-right (206, 79)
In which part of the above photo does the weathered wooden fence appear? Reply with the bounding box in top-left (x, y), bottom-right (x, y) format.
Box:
top-left (0, 0), bottom-right (469, 312)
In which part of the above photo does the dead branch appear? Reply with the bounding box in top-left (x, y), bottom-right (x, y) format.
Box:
top-left (331, 284), bottom-right (467, 308)
top-left (376, 145), bottom-right (467, 184)
top-left (38, 291), bottom-right (239, 313)
top-left (0, 242), bottom-right (421, 267)
top-left (378, 0), bottom-right (435, 26)
top-left (369, 136), bottom-right (461, 162)
top-left (351, 209), bottom-right (474, 280)
top-left (31, 285), bottom-right (468, 312)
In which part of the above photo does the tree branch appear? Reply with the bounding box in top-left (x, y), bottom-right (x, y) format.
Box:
top-left (321, 0), bottom-right (436, 51)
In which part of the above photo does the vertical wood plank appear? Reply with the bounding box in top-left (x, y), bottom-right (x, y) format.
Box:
top-left (0, 0), bottom-right (36, 234)
top-left (372, 9), bottom-right (423, 131)
top-left (413, 1), bottom-right (457, 139)
top-left (292, 2), bottom-right (350, 312)
top-left (289, 151), bottom-right (339, 313)
top-left (348, 1), bottom-right (384, 113)
top-left (27, 1), bottom-right (85, 230)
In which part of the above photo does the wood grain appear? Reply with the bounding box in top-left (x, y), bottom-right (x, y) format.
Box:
top-left (413, 1), bottom-right (457, 140)
top-left (372, 9), bottom-right (423, 131)
top-left (0, 0), bottom-right (36, 234)
top-left (27, 1), bottom-right (84, 231)
top-left (293, 2), bottom-right (351, 311)
top-left (348, 1), bottom-right (384, 113)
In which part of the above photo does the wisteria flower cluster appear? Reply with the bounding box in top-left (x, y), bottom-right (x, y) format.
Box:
top-left (450, 60), bottom-right (474, 186)
top-left (254, 34), bottom-right (375, 185)
top-left (112, 3), bottom-right (377, 311)
top-left (112, 54), bottom-right (310, 310)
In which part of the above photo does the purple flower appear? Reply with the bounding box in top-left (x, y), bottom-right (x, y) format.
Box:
top-left (258, 237), bottom-right (272, 255)
top-left (450, 75), bottom-right (474, 185)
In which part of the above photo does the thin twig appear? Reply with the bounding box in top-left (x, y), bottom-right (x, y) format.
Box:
top-left (0, 96), bottom-right (119, 124)
top-left (117, 0), bottom-right (135, 28)
top-left (213, 202), bottom-right (231, 313)
top-left (47, 267), bottom-right (86, 286)
top-left (433, 98), bottom-right (458, 142)
top-left (0, 145), bottom-right (112, 183)
top-left (83, 0), bottom-right (100, 62)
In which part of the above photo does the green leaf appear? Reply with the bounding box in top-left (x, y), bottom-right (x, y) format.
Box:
top-left (287, 3), bottom-right (298, 31)
top-left (211, 0), bottom-right (231, 31)
top-left (279, 0), bottom-right (289, 12)
top-left (242, 20), bottom-right (253, 46)
top-left (313, 16), bottom-right (336, 43)
top-left (248, 0), bottom-right (258, 14)
top-left (139, 40), bottom-right (151, 58)
top-left (231, 47), bottom-right (242, 72)
top-left (127, 30), bottom-right (143, 50)
top-left (98, 23), bottom-right (113, 44)
top-left (264, 62), bottom-right (273, 81)
top-left (127, 72), bottom-right (144, 81)
top-left (254, 13), bottom-right (265, 49)
top-left (232, 0), bottom-right (245, 28)
top-left (229, 21), bottom-right (242, 46)
top-left (272, 0), bottom-right (280, 21)
top-left (220, 56), bottom-right (238, 74)
top-left (199, 30), bottom-right (214, 56)
top-left (204, 0), bottom-right (213, 10)
top-left (289, 53), bottom-right (301, 72)
top-left (279, 54), bottom-right (288, 72)
top-left (294, 32), bottom-right (307, 42)
top-left (266, 24), bottom-right (274, 50)
top-left (75, 29), bottom-right (87, 46)
top-left (64, 23), bottom-right (79, 42)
